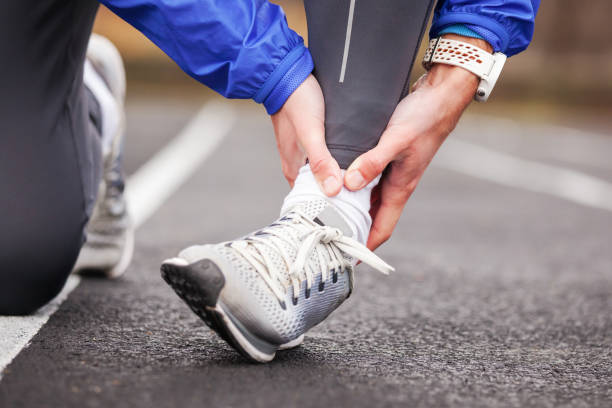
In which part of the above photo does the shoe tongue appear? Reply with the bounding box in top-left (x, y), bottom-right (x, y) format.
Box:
top-left (238, 199), bottom-right (356, 286)
top-left (292, 199), bottom-right (355, 239)
top-left (314, 205), bottom-right (354, 237)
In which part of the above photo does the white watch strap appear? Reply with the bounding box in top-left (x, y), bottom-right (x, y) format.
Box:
top-left (423, 37), bottom-right (493, 77)
top-left (422, 37), bottom-right (507, 102)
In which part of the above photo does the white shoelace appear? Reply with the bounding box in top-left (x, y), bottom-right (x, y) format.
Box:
top-left (229, 210), bottom-right (394, 303)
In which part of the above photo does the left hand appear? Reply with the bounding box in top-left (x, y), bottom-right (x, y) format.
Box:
top-left (270, 75), bottom-right (342, 196)
top-left (343, 35), bottom-right (493, 250)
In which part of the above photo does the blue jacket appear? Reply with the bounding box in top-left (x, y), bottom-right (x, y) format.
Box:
top-left (102, 0), bottom-right (539, 114)
top-left (431, 0), bottom-right (540, 57)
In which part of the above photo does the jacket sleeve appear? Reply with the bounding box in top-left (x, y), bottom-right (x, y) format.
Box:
top-left (430, 0), bottom-right (540, 57)
top-left (100, 0), bottom-right (313, 114)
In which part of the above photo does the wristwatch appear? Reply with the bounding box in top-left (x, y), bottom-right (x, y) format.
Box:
top-left (422, 37), bottom-right (507, 102)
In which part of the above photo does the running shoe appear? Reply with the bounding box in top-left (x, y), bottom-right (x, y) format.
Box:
top-left (73, 34), bottom-right (134, 279)
top-left (161, 199), bottom-right (393, 362)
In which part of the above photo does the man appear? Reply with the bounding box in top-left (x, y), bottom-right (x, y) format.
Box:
top-left (0, 0), bottom-right (538, 362)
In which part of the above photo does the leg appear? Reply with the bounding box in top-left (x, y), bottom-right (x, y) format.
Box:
top-left (283, 0), bottom-right (435, 244)
top-left (0, 0), bottom-right (101, 315)
top-left (304, 0), bottom-right (435, 168)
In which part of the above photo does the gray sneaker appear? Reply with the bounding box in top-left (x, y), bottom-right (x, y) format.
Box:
top-left (73, 34), bottom-right (134, 279)
top-left (161, 199), bottom-right (393, 362)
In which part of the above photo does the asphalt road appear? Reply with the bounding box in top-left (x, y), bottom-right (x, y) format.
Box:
top-left (0, 93), bottom-right (611, 408)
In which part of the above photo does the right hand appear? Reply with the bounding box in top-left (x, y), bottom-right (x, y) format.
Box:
top-left (344, 56), bottom-right (485, 250)
top-left (270, 75), bottom-right (342, 196)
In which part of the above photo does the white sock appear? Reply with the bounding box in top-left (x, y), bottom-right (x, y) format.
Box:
top-left (281, 164), bottom-right (380, 245)
top-left (83, 59), bottom-right (119, 156)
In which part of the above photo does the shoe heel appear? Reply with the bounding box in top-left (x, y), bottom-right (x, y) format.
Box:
top-left (161, 259), bottom-right (225, 308)
top-left (161, 259), bottom-right (278, 363)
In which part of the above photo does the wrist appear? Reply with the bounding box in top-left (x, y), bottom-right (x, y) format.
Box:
top-left (257, 46), bottom-right (314, 115)
top-left (425, 34), bottom-right (493, 101)
top-left (425, 63), bottom-right (479, 106)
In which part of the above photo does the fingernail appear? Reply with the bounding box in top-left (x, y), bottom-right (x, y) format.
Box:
top-left (346, 170), bottom-right (366, 189)
top-left (323, 176), bottom-right (340, 196)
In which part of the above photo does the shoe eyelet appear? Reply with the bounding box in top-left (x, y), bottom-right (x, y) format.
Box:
top-left (332, 270), bottom-right (338, 283)
top-left (278, 300), bottom-right (286, 310)
top-left (305, 288), bottom-right (311, 299)
top-left (292, 297), bottom-right (298, 306)
top-left (318, 281), bottom-right (325, 292)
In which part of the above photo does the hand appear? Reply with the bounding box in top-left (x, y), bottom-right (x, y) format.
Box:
top-left (344, 35), bottom-right (493, 250)
top-left (271, 75), bottom-right (342, 196)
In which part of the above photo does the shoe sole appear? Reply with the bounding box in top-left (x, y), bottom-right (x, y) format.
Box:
top-left (72, 224), bottom-right (135, 279)
top-left (107, 224), bottom-right (135, 278)
top-left (160, 258), bottom-right (303, 363)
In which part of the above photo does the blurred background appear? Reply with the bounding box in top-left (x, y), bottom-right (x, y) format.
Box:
top-left (93, 0), bottom-right (612, 133)
top-left (2, 3), bottom-right (611, 405)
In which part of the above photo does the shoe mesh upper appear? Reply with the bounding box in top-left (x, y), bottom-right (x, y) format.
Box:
top-left (213, 199), bottom-right (351, 342)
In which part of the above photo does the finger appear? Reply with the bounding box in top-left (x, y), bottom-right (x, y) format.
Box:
top-left (366, 199), bottom-right (403, 251)
top-left (344, 138), bottom-right (397, 191)
top-left (281, 160), bottom-right (298, 187)
top-left (366, 171), bottom-right (411, 251)
top-left (298, 128), bottom-right (342, 197)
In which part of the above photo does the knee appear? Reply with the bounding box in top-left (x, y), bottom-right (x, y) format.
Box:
top-left (0, 280), bottom-right (64, 316)
top-left (0, 222), bottom-right (83, 316)
top-left (0, 250), bottom-right (80, 315)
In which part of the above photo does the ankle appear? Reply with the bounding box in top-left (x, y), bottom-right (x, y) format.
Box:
top-left (282, 165), bottom-right (379, 245)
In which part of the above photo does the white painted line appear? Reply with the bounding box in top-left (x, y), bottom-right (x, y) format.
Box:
top-left (0, 276), bottom-right (80, 378)
top-left (457, 114), bottom-right (612, 172)
top-left (0, 100), bottom-right (235, 379)
top-left (435, 138), bottom-right (612, 212)
top-left (339, 0), bottom-right (356, 83)
top-left (126, 101), bottom-right (236, 228)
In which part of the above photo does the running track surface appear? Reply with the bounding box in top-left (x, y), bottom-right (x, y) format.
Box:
top-left (1, 93), bottom-right (611, 408)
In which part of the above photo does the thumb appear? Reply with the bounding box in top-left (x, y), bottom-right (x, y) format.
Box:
top-left (345, 143), bottom-right (395, 191)
top-left (299, 129), bottom-right (342, 197)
